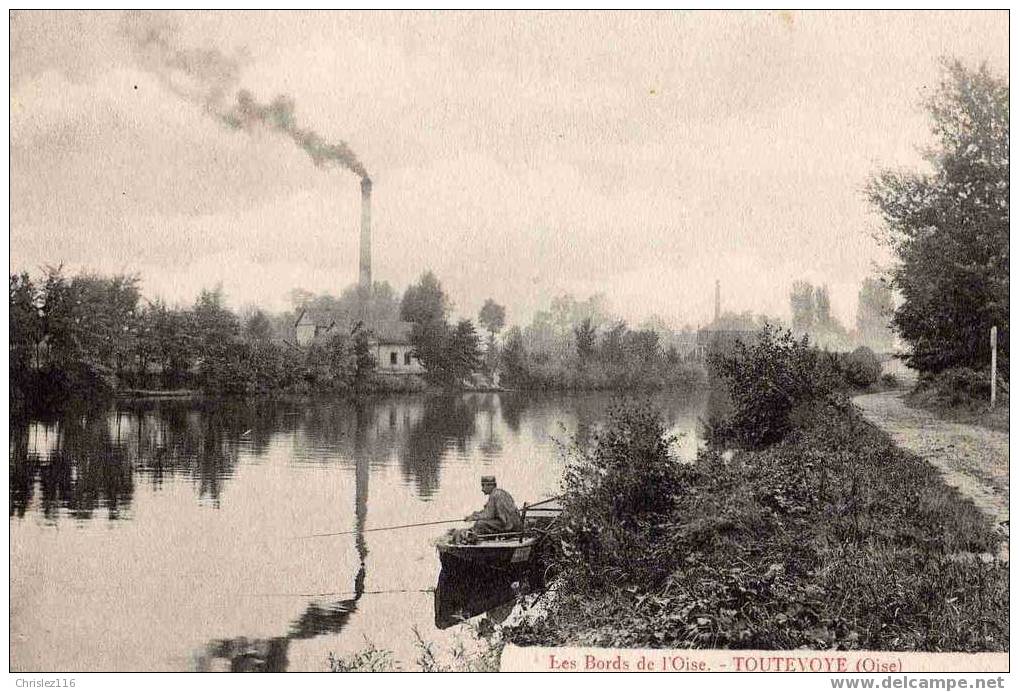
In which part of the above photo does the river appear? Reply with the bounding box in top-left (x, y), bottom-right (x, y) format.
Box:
top-left (10, 390), bottom-right (709, 671)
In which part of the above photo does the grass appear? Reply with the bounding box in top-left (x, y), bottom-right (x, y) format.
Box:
top-left (906, 390), bottom-right (1009, 433)
top-left (328, 624), bottom-right (503, 672)
top-left (905, 367), bottom-right (1009, 433)
top-left (505, 402), bottom-right (1008, 652)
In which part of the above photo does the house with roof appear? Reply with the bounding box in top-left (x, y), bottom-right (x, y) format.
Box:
top-left (293, 309), bottom-right (425, 375)
top-left (368, 320), bottom-right (425, 375)
top-left (294, 309), bottom-right (341, 346)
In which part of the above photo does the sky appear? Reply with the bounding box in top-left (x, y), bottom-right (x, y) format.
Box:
top-left (9, 10), bottom-right (1009, 329)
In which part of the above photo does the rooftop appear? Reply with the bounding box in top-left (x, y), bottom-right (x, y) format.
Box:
top-left (294, 309), bottom-right (414, 345)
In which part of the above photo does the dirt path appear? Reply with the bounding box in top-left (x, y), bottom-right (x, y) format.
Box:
top-left (853, 389), bottom-right (1009, 560)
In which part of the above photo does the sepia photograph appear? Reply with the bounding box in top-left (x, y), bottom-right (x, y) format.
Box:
top-left (7, 9), bottom-right (1009, 676)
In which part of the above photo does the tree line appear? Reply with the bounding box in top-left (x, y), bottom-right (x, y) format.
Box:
top-left (9, 267), bottom-right (379, 409)
top-left (495, 294), bottom-right (705, 391)
top-left (12, 261), bottom-right (896, 409)
top-left (788, 278), bottom-right (895, 353)
top-left (9, 264), bottom-right (713, 410)
top-left (8, 266), bottom-right (502, 409)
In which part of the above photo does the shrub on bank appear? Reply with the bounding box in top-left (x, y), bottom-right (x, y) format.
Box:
top-left (506, 402), bottom-right (1008, 652)
top-left (707, 324), bottom-right (846, 448)
top-left (557, 401), bottom-right (685, 589)
top-left (842, 346), bottom-right (882, 388)
top-left (913, 367), bottom-right (1008, 409)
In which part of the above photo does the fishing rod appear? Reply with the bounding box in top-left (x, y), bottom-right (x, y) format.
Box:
top-left (247, 587), bottom-right (436, 598)
top-left (297, 518), bottom-right (467, 539)
top-left (297, 495), bottom-right (565, 539)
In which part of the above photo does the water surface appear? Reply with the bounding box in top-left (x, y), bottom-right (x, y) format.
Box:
top-left (10, 390), bottom-right (708, 671)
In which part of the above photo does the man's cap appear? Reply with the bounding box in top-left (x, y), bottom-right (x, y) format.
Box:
top-left (480, 475), bottom-right (496, 484)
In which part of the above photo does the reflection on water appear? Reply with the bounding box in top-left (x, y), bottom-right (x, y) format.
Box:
top-left (434, 565), bottom-right (544, 631)
top-left (195, 587), bottom-right (365, 671)
top-left (10, 390), bottom-right (708, 671)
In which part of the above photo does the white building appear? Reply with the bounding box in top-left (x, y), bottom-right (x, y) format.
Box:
top-left (293, 310), bottom-right (425, 375)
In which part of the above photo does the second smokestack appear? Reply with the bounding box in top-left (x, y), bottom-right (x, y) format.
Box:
top-left (359, 176), bottom-right (372, 295)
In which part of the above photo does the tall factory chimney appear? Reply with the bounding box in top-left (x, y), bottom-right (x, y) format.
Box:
top-left (359, 177), bottom-right (372, 322)
top-left (714, 279), bottom-right (720, 325)
top-left (359, 178), bottom-right (372, 291)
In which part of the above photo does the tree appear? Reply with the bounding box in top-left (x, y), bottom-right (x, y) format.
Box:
top-left (305, 330), bottom-right (358, 391)
top-left (790, 281), bottom-right (816, 333)
top-left (449, 319), bottom-right (483, 384)
top-left (410, 318), bottom-right (482, 387)
top-left (402, 272), bottom-right (448, 380)
top-left (192, 285), bottom-right (242, 388)
top-left (350, 322), bottom-right (376, 389)
top-left (478, 298), bottom-right (506, 374)
top-left (244, 309), bottom-right (274, 344)
top-left (10, 272), bottom-right (42, 401)
top-left (410, 320), bottom-right (451, 386)
top-left (478, 299), bottom-right (506, 342)
top-left (811, 284), bottom-right (851, 350)
top-left (868, 60), bottom-right (1008, 375)
top-left (574, 317), bottom-right (597, 360)
top-left (400, 271), bottom-right (449, 325)
top-left (288, 287), bottom-right (315, 310)
top-left (147, 301), bottom-right (197, 388)
top-left (814, 285), bottom-right (832, 327)
top-left (34, 267), bottom-right (142, 390)
top-left (599, 321), bottom-right (629, 362)
top-left (10, 272), bottom-right (41, 373)
top-left (294, 281), bottom-right (400, 330)
top-left (855, 277), bottom-right (895, 352)
top-left (500, 327), bottom-right (528, 386)
top-left (364, 281), bottom-right (401, 324)
top-left (194, 285), bottom-right (239, 349)
top-left (625, 329), bottom-right (662, 364)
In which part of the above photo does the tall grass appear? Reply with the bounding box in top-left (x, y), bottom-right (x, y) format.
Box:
top-left (328, 624), bottom-right (503, 672)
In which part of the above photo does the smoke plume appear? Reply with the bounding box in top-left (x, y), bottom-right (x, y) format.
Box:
top-left (120, 11), bottom-right (368, 179)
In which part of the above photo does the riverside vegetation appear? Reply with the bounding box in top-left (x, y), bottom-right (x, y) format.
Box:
top-left (330, 326), bottom-right (1005, 672)
top-left (502, 326), bottom-right (1007, 653)
top-left (10, 267), bottom-right (706, 415)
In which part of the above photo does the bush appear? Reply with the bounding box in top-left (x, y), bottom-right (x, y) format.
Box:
top-left (843, 346), bottom-right (882, 387)
top-left (880, 372), bottom-right (899, 388)
top-left (914, 367), bottom-right (1008, 408)
top-left (556, 401), bottom-right (685, 589)
top-left (708, 324), bottom-right (845, 448)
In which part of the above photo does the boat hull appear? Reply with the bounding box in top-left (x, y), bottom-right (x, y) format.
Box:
top-left (436, 537), bottom-right (539, 573)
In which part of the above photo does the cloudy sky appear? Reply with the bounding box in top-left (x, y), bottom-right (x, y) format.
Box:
top-left (9, 10), bottom-right (1008, 328)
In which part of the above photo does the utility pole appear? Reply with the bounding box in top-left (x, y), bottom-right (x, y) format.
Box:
top-left (990, 325), bottom-right (998, 408)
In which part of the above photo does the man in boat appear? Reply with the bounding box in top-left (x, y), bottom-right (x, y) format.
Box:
top-left (465, 476), bottom-right (523, 536)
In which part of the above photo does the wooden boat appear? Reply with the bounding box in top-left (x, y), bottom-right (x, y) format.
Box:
top-left (435, 497), bottom-right (562, 573)
top-left (436, 533), bottom-right (540, 571)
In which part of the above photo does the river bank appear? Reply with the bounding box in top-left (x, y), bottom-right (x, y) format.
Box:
top-left (503, 400), bottom-right (1008, 652)
top-left (17, 372), bottom-right (711, 418)
top-left (498, 332), bottom-right (1008, 655)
